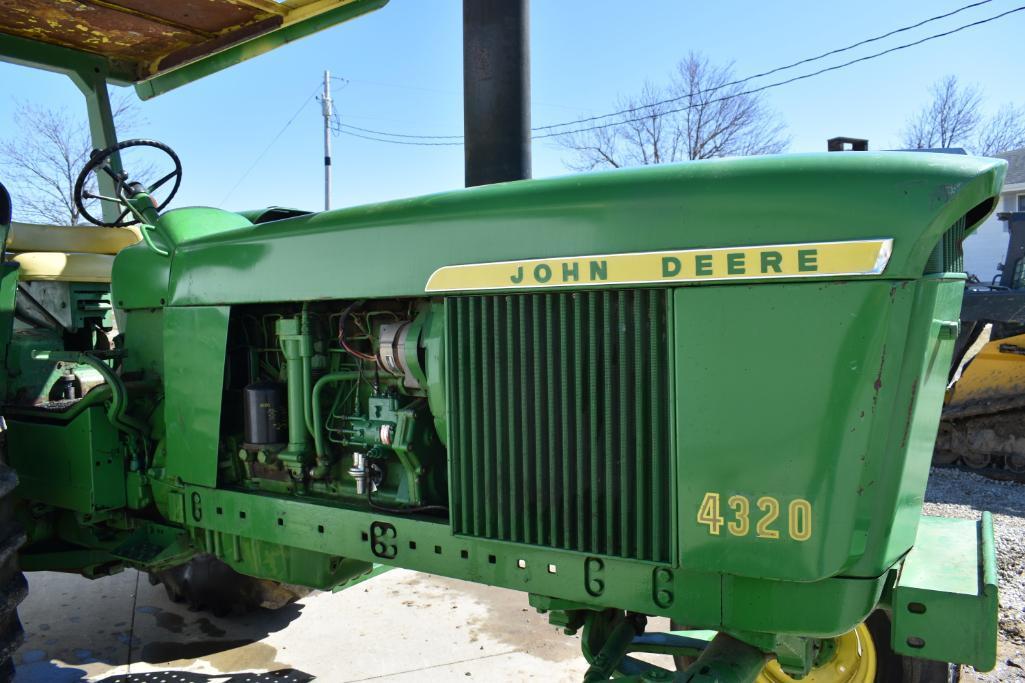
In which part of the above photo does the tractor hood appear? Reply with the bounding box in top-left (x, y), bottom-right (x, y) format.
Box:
top-left (112, 152), bottom-right (1006, 310)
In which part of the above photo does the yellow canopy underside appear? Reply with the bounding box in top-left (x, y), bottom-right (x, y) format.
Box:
top-left (8, 223), bottom-right (140, 255)
top-left (0, 0), bottom-right (380, 86)
top-left (12, 252), bottom-right (116, 283)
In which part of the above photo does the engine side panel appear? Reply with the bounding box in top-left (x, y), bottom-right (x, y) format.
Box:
top-left (163, 305), bottom-right (229, 487)
top-left (676, 280), bottom-right (908, 581)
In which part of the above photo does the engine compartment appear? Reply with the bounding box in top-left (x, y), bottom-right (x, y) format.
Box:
top-left (221, 300), bottom-right (449, 515)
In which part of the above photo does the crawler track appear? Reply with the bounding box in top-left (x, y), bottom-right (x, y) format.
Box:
top-left (934, 407), bottom-right (1025, 482)
top-left (931, 460), bottom-right (1025, 484)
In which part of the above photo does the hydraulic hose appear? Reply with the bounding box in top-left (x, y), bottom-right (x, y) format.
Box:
top-left (29, 350), bottom-right (148, 456)
top-left (309, 371), bottom-right (360, 478)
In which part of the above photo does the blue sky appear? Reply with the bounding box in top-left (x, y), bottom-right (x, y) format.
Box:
top-left (1, 0), bottom-right (1023, 215)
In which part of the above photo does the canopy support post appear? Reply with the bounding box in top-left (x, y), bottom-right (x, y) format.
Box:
top-left (69, 69), bottom-right (122, 224)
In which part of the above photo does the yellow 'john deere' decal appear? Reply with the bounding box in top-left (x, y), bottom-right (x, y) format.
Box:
top-left (424, 238), bottom-right (893, 292)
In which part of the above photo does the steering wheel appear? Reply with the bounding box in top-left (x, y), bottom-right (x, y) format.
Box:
top-left (73, 139), bottom-right (182, 227)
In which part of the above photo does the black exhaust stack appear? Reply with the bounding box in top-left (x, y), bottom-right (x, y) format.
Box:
top-left (827, 137), bottom-right (869, 152)
top-left (463, 0), bottom-right (531, 187)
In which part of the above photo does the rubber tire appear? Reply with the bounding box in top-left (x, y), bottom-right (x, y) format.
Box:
top-left (670, 612), bottom-right (959, 682)
top-left (867, 611), bottom-right (961, 683)
top-left (148, 554), bottom-right (306, 617)
top-left (0, 431), bottom-right (28, 683)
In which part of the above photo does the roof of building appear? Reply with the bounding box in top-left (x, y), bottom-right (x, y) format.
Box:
top-left (995, 148), bottom-right (1025, 186)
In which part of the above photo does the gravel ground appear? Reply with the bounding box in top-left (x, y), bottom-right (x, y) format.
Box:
top-left (924, 467), bottom-right (1025, 681)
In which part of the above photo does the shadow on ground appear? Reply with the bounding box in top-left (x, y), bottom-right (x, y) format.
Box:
top-left (97, 668), bottom-right (314, 682)
top-left (128, 603), bottom-right (305, 666)
top-left (15, 570), bottom-right (309, 680)
top-left (14, 656), bottom-right (89, 683)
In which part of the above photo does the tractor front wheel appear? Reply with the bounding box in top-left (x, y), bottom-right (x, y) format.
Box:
top-left (865, 611), bottom-right (959, 683)
top-left (755, 611), bottom-right (958, 683)
top-left (674, 611), bottom-right (958, 683)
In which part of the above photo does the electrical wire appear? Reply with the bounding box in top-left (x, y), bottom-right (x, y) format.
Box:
top-left (531, 0), bottom-right (998, 133)
top-left (333, 75), bottom-right (588, 114)
top-left (325, 77), bottom-right (348, 137)
top-left (328, 1), bottom-right (1022, 146)
top-left (338, 300), bottom-right (379, 361)
top-left (332, 75), bottom-right (459, 96)
top-left (337, 122), bottom-right (463, 140)
top-left (221, 85), bottom-right (321, 204)
top-left (332, 126), bottom-right (463, 146)
top-left (537, 4), bottom-right (1025, 140)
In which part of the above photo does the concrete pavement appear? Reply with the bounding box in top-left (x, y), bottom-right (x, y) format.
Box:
top-left (14, 567), bottom-right (999, 682)
top-left (13, 568), bottom-right (595, 681)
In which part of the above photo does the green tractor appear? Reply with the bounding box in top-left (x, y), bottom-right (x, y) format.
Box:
top-left (0, 1), bottom-right (1007, 681)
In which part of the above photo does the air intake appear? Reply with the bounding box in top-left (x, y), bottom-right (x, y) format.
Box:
top-left (925, 216), bottom-right (967, 274)
top-left (446, 288), bottom-right (672, 562)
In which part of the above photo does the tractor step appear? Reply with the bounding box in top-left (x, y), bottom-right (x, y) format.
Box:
top-left (891, 512), bottom-right (998, 670)
top-left (109, 523), bottom-right (193, 570)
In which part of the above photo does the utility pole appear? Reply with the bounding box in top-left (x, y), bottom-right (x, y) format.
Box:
top-left (322, 69), bottom-right (332, 211)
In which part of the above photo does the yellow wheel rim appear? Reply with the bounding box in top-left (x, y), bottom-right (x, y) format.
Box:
top-left (755, 624), bottom-right (876, 683)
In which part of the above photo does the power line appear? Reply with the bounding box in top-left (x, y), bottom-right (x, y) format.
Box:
top-left (331, 3), bottom-right (1024, 146)
top-left (333, 75), bottom-right (586, 113)
top-left (325, 75), bottom-right (347, 136)
top-left (535, 4), bottom-right (1025, 140)
top-left (221, 85), bottom-right (321, 203)
top-left (532, 0), bottom-right (997, 133)
top-left (332, 75), bottom-right (459, 97)
top-left (333, 126), bottom-right (463, 146)
top-left (337, 122), bottom-right (463, 139)
top-left (327, 76), bottom-right (464, 140)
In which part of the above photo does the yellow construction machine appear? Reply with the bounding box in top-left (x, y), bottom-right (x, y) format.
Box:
top-left (937, 209), bottom-right (1025, 474)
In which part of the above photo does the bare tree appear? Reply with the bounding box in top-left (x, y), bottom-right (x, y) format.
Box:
top-left (0, 96), bottom-right (137, 225)
top-left (902, 75), bottom-right (1025, 154)
top-left (976, 103), bottom-right (1025, 156)
top-left (559, 52), bottom-right (789, 171)
top-left (902, 76), bottom-right (982, 150)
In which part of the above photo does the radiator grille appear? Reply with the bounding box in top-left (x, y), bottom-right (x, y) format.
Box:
top-left (446, 289), bottom-right (672, 563)
top-left (925, 216), bottom-right (967, 274)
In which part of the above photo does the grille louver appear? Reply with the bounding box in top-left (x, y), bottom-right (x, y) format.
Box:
top-left (925, 216), bottom-right (967, 274)
top-left (446, 289), bottom-right (672, 563)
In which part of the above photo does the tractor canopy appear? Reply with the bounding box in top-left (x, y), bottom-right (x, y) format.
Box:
top-left (0, 0), bottom-right (387, 98)
top-left (0, 0), bottom-right (387, 225)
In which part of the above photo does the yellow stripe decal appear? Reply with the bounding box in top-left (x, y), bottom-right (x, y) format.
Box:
top-left (425, 238), bottom-right (893, 293)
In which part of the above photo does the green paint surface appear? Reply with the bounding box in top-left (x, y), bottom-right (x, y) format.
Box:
top-left (891, 514), bottom-right (998, 669)
top-left (0, 151), bottom-right (1008, 670)
top-left (153, 153), bottom-right (1002, 304)
top-left (162, 306), bottom-right (229, 487)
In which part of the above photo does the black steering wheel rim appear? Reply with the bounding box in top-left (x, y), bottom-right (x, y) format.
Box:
top-left (73, 139), bottom-right (182, 227)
